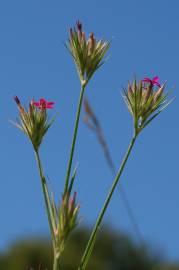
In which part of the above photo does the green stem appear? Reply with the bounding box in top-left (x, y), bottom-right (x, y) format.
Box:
top-left (53, 252), bottom-right (61, 270)
top-left (78, 135), bottom-right (137, 270)
top-left (35, 150), bottom-right (56, 247)
top-left (64, 84), bottom-right (86, 194)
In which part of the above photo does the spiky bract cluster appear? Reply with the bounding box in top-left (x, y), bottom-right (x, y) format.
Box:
top-left (14, 97), bottom-right (55, 151)
top-left (123, 79), bottom-right (171, 134)
top-left (67, 21), bottom-right (110, 85)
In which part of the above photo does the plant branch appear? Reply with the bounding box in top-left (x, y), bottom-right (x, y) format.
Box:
top-left (35, 150), bottom-right (56, 248)
top-left (64, 83), bottom-right (86, 194)
top-left (78, 134), bottom-right (137, 270)
top-left (53, 252), bottom-right (61, 270)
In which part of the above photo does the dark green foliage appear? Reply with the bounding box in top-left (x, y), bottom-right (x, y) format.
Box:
top-left (0, 227), bottom-right (178, 270)
top-left (0, 238), bottom-right (52, 270)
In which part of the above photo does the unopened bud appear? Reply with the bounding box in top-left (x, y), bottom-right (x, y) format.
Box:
top-left (143, 84), bottom-right (152, 103)
top-left (81, 32), bottom-right (86, 44)
top-left (14, 96), bottom-right (25, 113)
top-left (153, 86), bottom-right (164, 103)
top-left (76, 21), bottom-right (83, 43)
top-left (69, 28), bottom-right (73, 41)
top-left (78, 32), bottom-right (82, 44)
top-left (68, 191), bottom-right (77, 214)
top-left (14, 96), bottom-right (21, 106)
top-left (88, 33), bottom-right (95, 53)
top-left (29, 101), bottom-right (34, 115)
top-left (128, 83), bottom-right (133, 95)
top-left (76, 20), bottom-right (82, 32)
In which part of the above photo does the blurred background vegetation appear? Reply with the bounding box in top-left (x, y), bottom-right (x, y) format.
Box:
top-left (0, 226), bottom-right (178, 270)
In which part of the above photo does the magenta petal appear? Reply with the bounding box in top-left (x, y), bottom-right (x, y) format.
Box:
top-left (33, 102), bottom-right (40, 107)
top-left (40, 98), bottom-right (47, 104)
top-left (142, 77), bottom-right (151, 82)
top-left (154, 81), bottom-right (161, 87)
top-left (152, 76), bottom-right (159, 82)
top-left (33, 98), bottom-right (54, 109)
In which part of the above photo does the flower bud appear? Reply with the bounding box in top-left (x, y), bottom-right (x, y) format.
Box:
top-left (14, 96), bottom-right (21, 106)
top-left (153, 85), bottom-right (164, 103)
top-left (67, 21), bottom-right (110, 85)
top-left (87, 33), bottom-right (96, 54)
top-left (76, 20), bottom-right (82, 32)
top-left (69, 28), bottom-right (73, 41)
top-left (143, 83), bottom-right (153, 103)
top-left (128, 83), bottom-right (133, 95)
top-left (77, 22), bottom-right (83, 42)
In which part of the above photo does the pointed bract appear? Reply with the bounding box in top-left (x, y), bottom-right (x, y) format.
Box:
top-left (55, 191), bottom-right (80, 251)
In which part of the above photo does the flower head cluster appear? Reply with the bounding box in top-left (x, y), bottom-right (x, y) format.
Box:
top-left (14, 97), bottom-right (55, 151)
top-left (123, 77), bottom-right (171, 134)
top-left (54, 191), bottom-right (80, 253)
top-left (67, 21), bottom-right (110, 85)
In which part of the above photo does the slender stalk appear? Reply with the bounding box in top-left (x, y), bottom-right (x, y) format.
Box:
top-left (53, 252), bottom-right (61, 270)
top-left (78, 134), bottom-right (137, 270)
top-left (64, 84), bottom-right (86, 193)
top-left (34, 150), bottom-right (56, 247)
top-left (53, 240), bottom-right (65, 270)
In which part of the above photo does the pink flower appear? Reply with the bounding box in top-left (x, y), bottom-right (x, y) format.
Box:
top-left (33, 98), bottom-right (54, 109)
top-left (142, 76), bottom-right (161, 87)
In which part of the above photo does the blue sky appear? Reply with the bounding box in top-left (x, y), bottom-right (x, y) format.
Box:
top-left (0, 0), bottom-right (178, 262)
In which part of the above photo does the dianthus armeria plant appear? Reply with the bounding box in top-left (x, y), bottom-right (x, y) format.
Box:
top-left (13, 96), bottom-right (79, 269)
top-left (13, 21), bottom-right (172, 270)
